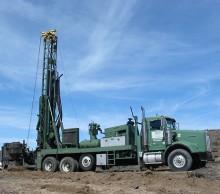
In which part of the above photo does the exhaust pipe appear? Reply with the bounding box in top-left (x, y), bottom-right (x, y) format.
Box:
top-left (141, 106), bottom-right (148, 151)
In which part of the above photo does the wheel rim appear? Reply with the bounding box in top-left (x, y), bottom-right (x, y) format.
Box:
top-left (61, 161), bottom-right (71, 172)
top-left (45, 161), bottom-right (53, 171)
top-left (82, 156), bottom-right (91, 167)
top-left (173, 155), bottom-right (186, 168)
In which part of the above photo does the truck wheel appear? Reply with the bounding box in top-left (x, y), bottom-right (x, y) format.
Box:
top-left (79, 154), bottom-right (95, 171)
top-left (42, 156), bottom-right (58, 172)
top-left (59, 157), bottom-right (78, 172)
top-left (168, 149), bottom-right (192, 171)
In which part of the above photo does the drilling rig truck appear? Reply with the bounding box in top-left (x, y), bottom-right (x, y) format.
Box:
top-left (0, 30), bottom-right (212, 172)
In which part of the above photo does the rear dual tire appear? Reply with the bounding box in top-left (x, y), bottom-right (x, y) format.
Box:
top-left (42, 156), bottom-right (58, 172)
top-left (59, 157), bottom-right (79, 172)
top-left (42, 156), bottom-right (79, 172)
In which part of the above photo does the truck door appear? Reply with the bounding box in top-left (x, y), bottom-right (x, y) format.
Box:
top-left (149, 120), bottom-right (166, 150)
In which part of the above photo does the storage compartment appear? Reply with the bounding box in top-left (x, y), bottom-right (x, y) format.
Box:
top-left (100, 136), bottom-right (126, 147)
top-left (96, 154), bottom-right (107, 165)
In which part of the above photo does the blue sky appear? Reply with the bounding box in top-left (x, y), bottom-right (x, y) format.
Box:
top-left (0, 0), bottom-right (220, 149)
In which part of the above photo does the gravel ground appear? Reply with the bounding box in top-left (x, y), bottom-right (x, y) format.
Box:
top-left (0, 162), bottom-right (220, 194)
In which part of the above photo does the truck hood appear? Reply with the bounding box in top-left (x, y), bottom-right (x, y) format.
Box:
top-left (173, 130), bottom-right (207, 152)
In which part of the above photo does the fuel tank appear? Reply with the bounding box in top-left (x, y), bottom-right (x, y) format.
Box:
top-left (79, 139), bottom-right (100, 148)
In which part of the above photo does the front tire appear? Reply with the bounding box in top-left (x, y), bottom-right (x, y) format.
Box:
top-left (79, 154), bottom-right (95, 171)
top-left (168, 149), bottom-right (192, 171)
top-left (42, 156), bottom-right (58, 172)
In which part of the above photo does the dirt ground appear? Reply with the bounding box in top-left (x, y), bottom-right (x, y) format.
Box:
top-left (0, 162), bottom-right (220, 194)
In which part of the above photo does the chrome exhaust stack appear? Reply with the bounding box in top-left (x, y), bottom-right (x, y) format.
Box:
top-left (141, 106), bottom-right (148, 151)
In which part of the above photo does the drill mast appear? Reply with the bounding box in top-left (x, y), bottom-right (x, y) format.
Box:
top-left (36, 30), bottom-right (63, 149)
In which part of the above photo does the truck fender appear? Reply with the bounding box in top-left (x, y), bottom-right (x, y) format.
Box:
top-left (163, 143), bottom-right (192, 163)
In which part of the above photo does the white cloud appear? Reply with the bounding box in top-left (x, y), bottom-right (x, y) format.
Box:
top-left (75, 0), bottom-right (137, 76)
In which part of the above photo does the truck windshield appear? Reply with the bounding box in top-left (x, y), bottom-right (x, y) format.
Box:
top-left (166, 119), bottom-right (176, 130)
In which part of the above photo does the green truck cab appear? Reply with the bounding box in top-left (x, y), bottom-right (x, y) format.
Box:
top-left (141, 115), bottom-right (212, 171)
